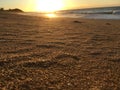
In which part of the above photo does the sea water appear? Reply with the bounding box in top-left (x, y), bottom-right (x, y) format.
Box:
top-left (19, 6), bottom-right (120, 19)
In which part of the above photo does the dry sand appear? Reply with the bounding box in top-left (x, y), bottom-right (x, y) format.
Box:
top-left (0, 12), bottom-right (120, 90)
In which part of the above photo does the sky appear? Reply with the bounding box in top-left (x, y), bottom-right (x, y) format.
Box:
top-left (0, 0), bottom-right (120, 12)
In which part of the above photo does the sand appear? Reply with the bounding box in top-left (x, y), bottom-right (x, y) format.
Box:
top-left (0, 12), bottom-right (120, 90)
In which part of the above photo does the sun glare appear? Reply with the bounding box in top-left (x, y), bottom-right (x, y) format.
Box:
top-left (36, 0), bottom-right (64, 12)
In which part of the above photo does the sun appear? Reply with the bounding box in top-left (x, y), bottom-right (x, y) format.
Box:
top-left (36, 0), bottom-right (64, 12)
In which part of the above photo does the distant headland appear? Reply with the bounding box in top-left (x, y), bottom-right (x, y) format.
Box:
top-left (0, 8), bottom-right (23, 12)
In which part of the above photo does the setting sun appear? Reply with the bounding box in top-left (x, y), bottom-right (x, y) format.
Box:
top-left (36, 0), bottom-right (64, 12)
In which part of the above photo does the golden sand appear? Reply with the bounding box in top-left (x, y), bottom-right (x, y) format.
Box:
top-left (0, 12), bottom-right (120, 90)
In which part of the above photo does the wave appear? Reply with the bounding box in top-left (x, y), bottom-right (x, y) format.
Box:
top-left (56, 6), bottom-right (120, 15)
top-left (57, 10), bottom-right (120, 15)
top-left (113, 10), bottom-right (120, 14)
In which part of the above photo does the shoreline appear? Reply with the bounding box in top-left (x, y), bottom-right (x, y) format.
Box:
top-left (17, 12), bottom-right (120, 20)
top-left (0, 13), bottom-right (120, 90)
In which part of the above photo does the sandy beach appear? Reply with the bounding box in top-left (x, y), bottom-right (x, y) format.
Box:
top-left (0, 12), bottom-right (120, 90)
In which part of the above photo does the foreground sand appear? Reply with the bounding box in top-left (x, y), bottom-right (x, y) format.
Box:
top-left (0, 12), bottom-right (120, 90)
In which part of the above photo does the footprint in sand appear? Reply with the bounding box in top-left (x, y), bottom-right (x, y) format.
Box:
top-left (54, 54), bottom-right (80, 66)
top-left (5, 48), bottom-right (33, 54)
top-left (0, 52), bottom-right (51, 68)
top-left (0, 61), bottom-right (9, 67)
top-left (22, 61), bottom-right (57, 68)
top-left (36, 44), bottom-right (62, 49)
top-left (21, 54), bottom-right (80, 68)
top-left (109, 58), bottom-right (120, 63)
top-left (48, 42), bottom-right (65, 45)
top-left (55, 54), bottom-right (80, 61)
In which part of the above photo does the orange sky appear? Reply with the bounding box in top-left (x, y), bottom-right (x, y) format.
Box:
top-left (0, 0), bottom-right (120, 12)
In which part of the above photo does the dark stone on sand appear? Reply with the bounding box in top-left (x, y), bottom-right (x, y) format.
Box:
top-left (106, 23), bottom-right (111, 25)
top-left (73, 21), bottom-right (82, 23)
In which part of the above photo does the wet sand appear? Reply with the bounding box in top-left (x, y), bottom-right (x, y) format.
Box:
top-left (0, 12), bottom-right (120, 90)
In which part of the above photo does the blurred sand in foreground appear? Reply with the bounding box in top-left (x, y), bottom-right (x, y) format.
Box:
top-left (0, 12), bottom-right (120, 90)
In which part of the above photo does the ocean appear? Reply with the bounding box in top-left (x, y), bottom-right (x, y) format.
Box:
top-left (20, 6), bottom-right (120, 19)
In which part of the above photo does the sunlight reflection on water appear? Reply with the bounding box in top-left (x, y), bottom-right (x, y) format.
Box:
top-left (45, 13), bottom-right (57, 18)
